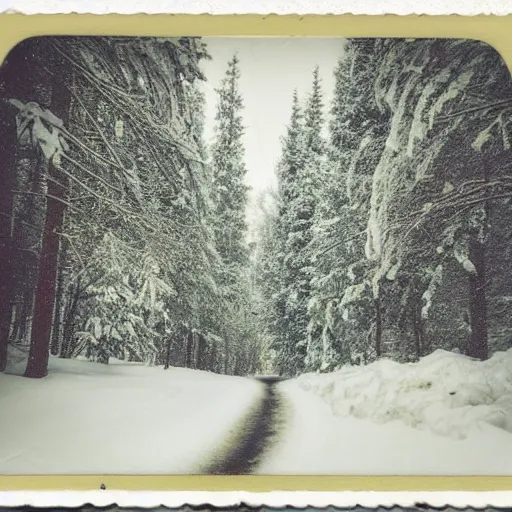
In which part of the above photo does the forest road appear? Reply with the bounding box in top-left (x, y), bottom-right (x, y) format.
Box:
top-left (199, 376), bottom-right (287, 474)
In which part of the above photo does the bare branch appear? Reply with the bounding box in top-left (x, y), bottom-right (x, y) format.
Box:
top-left (60, 152), bottom-right (124, 195)
top-left (436, 99), bottom-right (512, 123)
top-left (11, 189), bottom-right (72, 208)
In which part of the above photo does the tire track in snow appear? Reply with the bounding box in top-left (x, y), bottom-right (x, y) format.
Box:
top-left (199, 377), bottom-right (287, 474)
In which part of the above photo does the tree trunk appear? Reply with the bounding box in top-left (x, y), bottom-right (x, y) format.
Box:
top-left (24, 45), bottom-right (72, 378)
top-left (25, 168), bottom-right (69, 378)
top-left (467, 237), bottom-right (488, 360)
top-left (10, 154), bottom-right (47, 347)
top-left (0, 38), bottom-right (56, 368)
top-left (374, 293), bottom-right (383, 358)
top-left (50, 238), bottom-right (68, 355)
top-left (412, 290), bottom-right (425, 360)
top-left (164, 336), bottom-right (171, 370)
top-left (192, 331), bottom-right (200, 370)
top-left (466, 152), bottom-right (490, 361)
top-left (50, 285), bottom-right (64, 356)
top-left (208, 342), bottom-right (216, 372)
top-left (224, 337), bottom-right (230, 374)
top-left (0, 38), bottom-right (50, 369)
top-left (185, 330), bottom-right (193, 368)
top-left (0, 101), bottom-right (18, 371)
top-left (196, 333), bottom-right (206, 370)
top-left (96, 337), bottom-right (109, 365)
top-left (60, 282), bottom-right (80, 358)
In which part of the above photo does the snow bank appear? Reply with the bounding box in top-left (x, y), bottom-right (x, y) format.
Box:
top-left (295, 348), bottom-right (512, 440)
top-left (0, 356), bottom-right (264, 474)
top-left (260, 376), bottom-right (512, 475)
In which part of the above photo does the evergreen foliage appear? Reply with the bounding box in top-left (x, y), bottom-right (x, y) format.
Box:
top-left (0, 37), bottom-right (264, 377)
top-left (260, 38), bottom-right (512, 373)
top-left (1, 36), bottom-right (511, 379)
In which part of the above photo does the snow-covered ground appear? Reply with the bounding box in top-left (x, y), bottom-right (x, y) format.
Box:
top-left (2, 347), bottom-right (512, 475)
top-left (0, 355), bottom-right (264, 474)
top-left (259, 349), bottom-right (512, 475)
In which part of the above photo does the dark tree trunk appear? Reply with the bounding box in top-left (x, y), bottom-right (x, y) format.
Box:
top-left (24, 46), bottom-right (72, 378)
top-left (96, 337), bottom-right (109, 365)
top-left (196, 333), bottom-right (206, 370)
top-left (25, 168), bottom-right (69, 378)
top-left (60, 282), bottom-right (80, 358)
top-left (467, 237), bottom-right (488, 360)
top-left (233, 355), bottom-right (240, 377)
top-left (224, 338), bottom-right (230, 374)
top-left (0, 101), bottom-right (18, 371)
top-left (207, 342), bottom-right (216, 372)
top-left (185, 330), bottom-right (193, 368)
top-left (0, 38), bottom-right (50, 370)
top-left (192, 331), bottom-right (200, 370)
top-left (374, 293), bottom-right (383, 358)
top-left (10, 155), bottom-right (47, 346)
top-left (412, 290), bottom-right (425, 360)
top-left (466, 152), bottom-right (491, 361)
top-left (50, 285), bottom-right (64, 356)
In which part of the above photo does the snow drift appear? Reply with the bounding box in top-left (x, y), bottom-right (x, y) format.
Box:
top-left (259, 371), bottom-right (512, 475)
top-left (295, 348), bottom-right (512, 440)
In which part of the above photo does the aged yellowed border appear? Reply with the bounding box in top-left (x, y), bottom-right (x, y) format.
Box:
top-left (0, 13), bottom-right (511, 493)
top-left (0, 14), bottom-right (510, 68)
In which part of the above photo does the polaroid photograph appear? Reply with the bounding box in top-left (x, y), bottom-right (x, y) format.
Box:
top-left (0, 22), bottom-right (512, 481)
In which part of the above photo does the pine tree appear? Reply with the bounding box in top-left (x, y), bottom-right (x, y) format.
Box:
top-left (306, 57), bottom-right (353, 371)
top-left (210, 53), bottom-right (255, 375)
top-left (304, 67), bottom-right (325, 157)
top-left (270, 70), bottom-right (327, 375)
top-left (259, 90), bottom-right (304, 374)
top-left (211, 54), bottom-right (248, 270)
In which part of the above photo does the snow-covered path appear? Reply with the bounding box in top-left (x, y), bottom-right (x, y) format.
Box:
top-left (0, 357), bottom-right (264, 474)
top-left (3, 353), bottom-right (512, 475)
top-left (258, 379), bottom-right (512, 475)
top-left (202, 376), bottom-right (286, 474)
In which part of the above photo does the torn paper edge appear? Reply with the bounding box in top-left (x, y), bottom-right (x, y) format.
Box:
top-left (4, 0), bottom-right (512, 16)
top-left (2, 491), bottom-right (512, 508)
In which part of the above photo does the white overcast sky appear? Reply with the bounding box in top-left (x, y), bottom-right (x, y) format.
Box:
top-left (199, 37), bottom-right (346, 207)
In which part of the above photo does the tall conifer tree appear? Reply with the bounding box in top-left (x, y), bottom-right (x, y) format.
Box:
top-left (211, 54), bottom-right (248, 272)
top-left (210, 54), bottom-right (253, 374)
top-left (270, 69), bottom-right (326, 375)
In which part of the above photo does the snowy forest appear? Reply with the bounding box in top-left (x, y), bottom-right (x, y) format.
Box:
top-left (256, 38), bottom-right (512, 376)
top-left (0, 36), bottom-right (264, 378)
top-left (0, 36), bottom-right (511, 380)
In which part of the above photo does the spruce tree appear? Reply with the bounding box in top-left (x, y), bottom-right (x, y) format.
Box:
top-left (211, 54), bottom-right (248, 271)
top-left (210, 53), bottom-right (253, 374)
top-left (269, 90), bottom-right (305, 374)
top-left (306, 58), bottom-right (353, 371)
top-left (271, 70), bottom-right (326, 375)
